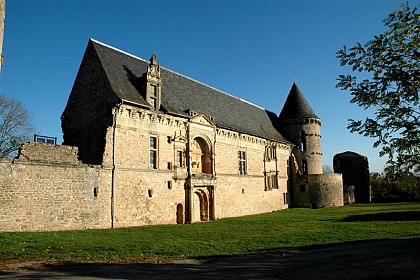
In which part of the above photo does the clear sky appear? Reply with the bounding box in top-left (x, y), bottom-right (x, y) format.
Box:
top-left (1, 0), bottom-right (417, 172)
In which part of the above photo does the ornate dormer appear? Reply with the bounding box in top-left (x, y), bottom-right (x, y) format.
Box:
top-left (143, 53), bottom-right (162, 110)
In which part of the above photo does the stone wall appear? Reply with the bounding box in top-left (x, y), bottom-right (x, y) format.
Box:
top-left (100, 104), bottom-right (291, 227)
top-left (0, 142), bottom-right (110, 232)
top-left (333, 151), bottom-right (371, 202)
top-left (292, 173), bottom-right (343, 208)
top-left (0, 105), bottom-right (342, 232)
top-left (308, 173), bottom-right (344, 208)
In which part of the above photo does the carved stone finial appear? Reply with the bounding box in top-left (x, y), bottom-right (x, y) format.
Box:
top-left (150, 53), bottom-right (159, 65)
top-left (147, 53), bottom-right (160, 78)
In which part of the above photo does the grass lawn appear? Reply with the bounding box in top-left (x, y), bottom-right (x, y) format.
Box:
top-left (0, 202), bottom-right (419, 263)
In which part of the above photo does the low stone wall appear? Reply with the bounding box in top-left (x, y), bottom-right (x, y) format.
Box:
top-left (308, 173), bottom-right (344, 208)
top-left (0, 142), bottom-right (110, 232)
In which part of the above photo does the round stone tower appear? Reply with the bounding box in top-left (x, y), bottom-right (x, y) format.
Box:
top-left (278, 82), bottom-right (323, 174)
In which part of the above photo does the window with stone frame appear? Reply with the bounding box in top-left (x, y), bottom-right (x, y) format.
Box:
top-left (150, 136), bottom-right (158, 169)
top-left (239, 150), bottom-right (247, 175)
top-left (272, 173), bottom-right (279, 189)
top-left (150, 85), bottom-right (158, 109)
top-left (175, 150), bottom-right (185, 167)
top-left (264, 144), bottom-right (277, 161)
top-left (265, 173), bottom-right (279, 191)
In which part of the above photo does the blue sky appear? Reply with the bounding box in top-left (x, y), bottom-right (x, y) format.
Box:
top-left (1, 0), bottom-right (416, 172)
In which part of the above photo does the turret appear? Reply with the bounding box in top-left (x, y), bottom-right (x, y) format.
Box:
top-left (279, 82), bottom-right (323, 174)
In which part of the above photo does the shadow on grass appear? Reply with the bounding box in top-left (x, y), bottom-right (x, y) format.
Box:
top-left (2, 237), bottom-right (420, 280)
top-left (341, 211), bottom-right (420, 222)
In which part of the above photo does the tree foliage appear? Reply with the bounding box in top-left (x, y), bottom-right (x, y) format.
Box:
top-left (371, 173), bottom-right (420, 202)
top-left (336, 3), bottom-right (419, 174)
top-left (0, 94), bottom-right (34, 158)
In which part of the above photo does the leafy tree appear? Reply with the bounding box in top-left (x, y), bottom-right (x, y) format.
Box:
top-left (0, 94), bottom-right (35, 157)
top-left (336, 3), bottom-right (419, 174)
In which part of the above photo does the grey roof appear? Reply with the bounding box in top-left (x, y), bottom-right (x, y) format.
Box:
top-left (89, 39), bottom-right (289, 143)
top-left (279, 82), bottom-right (319, 121)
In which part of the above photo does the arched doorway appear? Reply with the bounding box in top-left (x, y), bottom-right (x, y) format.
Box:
top-left (176, 203), bottom-right (184, 224)
top-left (193, 190), bottom-right (209, 222)
top-left (191, 137), bottom-right (212, 175)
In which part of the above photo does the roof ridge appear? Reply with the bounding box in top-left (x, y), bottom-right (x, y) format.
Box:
top-left (89, 38), bottom-right (265, 111)
top-left (90, 38), bottom-right (149, 64)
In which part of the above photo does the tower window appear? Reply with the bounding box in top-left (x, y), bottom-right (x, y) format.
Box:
top-left (300, 131), bottom-right (306, 152)
top-left (302, 160), bottom-right (308, 175)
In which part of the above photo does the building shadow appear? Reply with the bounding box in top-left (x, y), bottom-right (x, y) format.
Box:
top-left (340, 211), bottom-right (420, 222)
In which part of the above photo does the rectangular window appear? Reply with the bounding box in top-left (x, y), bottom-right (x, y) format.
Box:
top-left (176, 150), bottom-right (184, 167)
top-left (272, 174), bottom-right (278, 189)
top-left (150, 136), bottom-right (157, 169)
top-left (265, 146), bottom-right (271, 160)
top-left (151, 85), bottom-right (157, 97)
top-left (271, 145), bottom-right (276, 160)
top-left (283, 192), bottom-right (288, 204)
top-left (239, 151), bottom-right (247, 175)
top-left (150, 85), bottom-right (158, 109)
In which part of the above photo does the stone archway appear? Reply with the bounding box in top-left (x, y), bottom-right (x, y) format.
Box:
top-left (191, 137), bottom-right (212, 175)
top-left (193, 190), bottom-right (208, 222)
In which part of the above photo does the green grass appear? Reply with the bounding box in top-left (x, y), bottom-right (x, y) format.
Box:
top-left (1, 203), bottom-right (419, 263)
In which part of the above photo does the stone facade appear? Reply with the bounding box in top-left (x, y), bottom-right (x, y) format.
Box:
top-left (0, 143), bottom-right (110, 232)
top-left (103, 104), bottom-right (291, 227)
top-left (0, 39), bottom-right (344, 232)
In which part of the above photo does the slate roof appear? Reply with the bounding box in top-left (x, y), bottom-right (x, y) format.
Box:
top-left (89, 39), bottom-right (289, 143)
top-left (279, 82), bottom-right (319, 121)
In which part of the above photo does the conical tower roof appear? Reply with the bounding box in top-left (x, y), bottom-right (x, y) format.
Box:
top-left (279, 82), bottom-right (319, 121)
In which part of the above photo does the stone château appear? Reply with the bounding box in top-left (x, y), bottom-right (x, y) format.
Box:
top-left (0, 39), bottom-right (343, 232)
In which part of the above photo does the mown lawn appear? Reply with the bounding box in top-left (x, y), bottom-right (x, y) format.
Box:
top-left (0, 203), bottom-right (419, 263)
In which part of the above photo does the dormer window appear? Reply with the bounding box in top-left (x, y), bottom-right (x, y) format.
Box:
top-left (150, 85), bottom-right (158, 109)
top-left (143, 54), bottom-right (161, 111)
